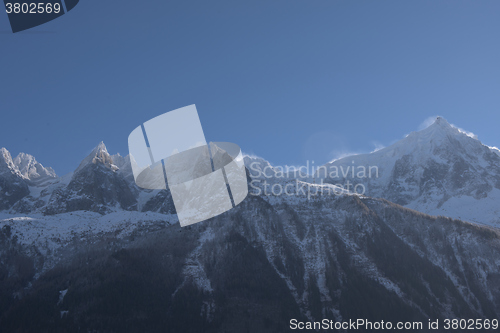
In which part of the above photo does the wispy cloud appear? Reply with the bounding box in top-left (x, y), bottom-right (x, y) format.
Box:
top-left (242, 151), bottom-right (265, 160)
top-left (370, 141), bottom-right (385, 153)
top-left (418, 115), bottom-right (440, 131)
top-left (451, 125), bottom-right (478, 140)
top-left (488, 146), bottom-right (500, 156)
top-left (327, 141), bottom-right (386, 163)
top-left (327, 149), bottom-right (367, 163)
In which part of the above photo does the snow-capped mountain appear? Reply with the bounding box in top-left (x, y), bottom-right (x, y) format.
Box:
top-left (43, 142), bottom-right (137, 215)
top-left (13, 152), bottom-right (57, 184)
top-left (0, 142), bottom-right (176, 216)
top-left (2, 117), bottom-right (499, 224)
top-left (73, 141), bottom-right (118, 174)
top-left (316, 117), bottom-right (500, 227)
top-left (0, 148), bottom-right (58, 212)
top-left (1, 118), bottom-right (500, 331)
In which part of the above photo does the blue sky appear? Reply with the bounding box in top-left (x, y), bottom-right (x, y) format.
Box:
top-left (1, 0), bottom-right (499, 175)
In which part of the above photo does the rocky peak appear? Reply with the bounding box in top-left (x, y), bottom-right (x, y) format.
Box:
top-left (74, 142), bottom-right (117, 174)
top-left (13, 152), bottom-right (57, 181)
top-left (0, 147), bottom-right (21, 177)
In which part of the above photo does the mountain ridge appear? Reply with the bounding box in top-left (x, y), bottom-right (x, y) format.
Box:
top-left (2, 116), bottom-right (500, 227)
top-left (1, 118), bottom-right (500, 331)
top-left (312, 116), bottom-right (500, 227)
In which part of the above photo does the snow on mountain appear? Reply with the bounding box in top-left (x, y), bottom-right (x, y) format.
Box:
top-left (316, 117), bottom-right (500, 227)
top-left (2, 120), bottom-right (500, 329)
top-left (0, 210), bottom-right (177, 274)
top-left (74, 141), bottom-right (118, 174)
top-left (0, 148), bottom-right (30, 210)
top-left (0, 148), bottom-right (60, 212)
top-left (13, 152), bottom-right (57, 184)
top-left (244, 154), bottom-right (310, 180)
top-left (1, 148), bottom-right (57, 182)
top-left (111, 153), bottom-right (131, 176)
top-left (244, 155), bottom-right (278, 178)
top-left (43, 142), bottom-right (136, 215)
top-left (2, 117), bottom-right (499, 228)
top-left (3, 189), bottom-right (500, 329)
top-left (243, 154), bottom-right (315, 196)
top-left (0, 147), bottom-right (23, 177)
top-left (0, 142), bottom-right (179, 216)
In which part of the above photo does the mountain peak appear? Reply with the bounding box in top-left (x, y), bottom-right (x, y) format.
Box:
top-left (426, 116), bottom-right (454, 131)
top-left (0, 147), bottom-right (18, 175)
top-left (74, 142), bottom-right (117, 173)
top-left (0, 147), bottom-right (12, 160)
top-left (0, 147), bottom-right (11, 162)
top-left (95, 141), bottom-right (106, 151)
top-left (13, 152), bottom-right (57, 181)
top-left (405, 116), bottom-right (464, 144)
top-left (0, 148), bottom-right (56, 182)
top-left (415, 116), bottom-right (481, 143)
top-left (434, 116), bottom-right (449, 126)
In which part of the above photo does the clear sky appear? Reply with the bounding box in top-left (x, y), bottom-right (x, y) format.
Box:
top-left (1, 0), bottom-right (499, 175)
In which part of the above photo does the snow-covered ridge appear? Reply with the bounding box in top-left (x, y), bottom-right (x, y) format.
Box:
top-left (0, 147), bottom-right (56, 181)
top-left (243, 117), bottom-right (500, 227)
top-left (314, 117), bottom-right (500, 227)
top-left (0, 141), bottom-right (178, 217)
top-left (0, 210), bottom-right (177, 273)
top-left (1, 116), bottom-right (499, 228)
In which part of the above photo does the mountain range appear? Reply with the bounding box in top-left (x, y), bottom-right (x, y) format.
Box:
top-left (1, 117), bottom-right (500, 332)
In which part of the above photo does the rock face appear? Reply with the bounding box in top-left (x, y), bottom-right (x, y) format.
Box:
top-left (317, 117), bottom-right (500, 226)
top-left (44, 142), bottom-right (137, 215)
